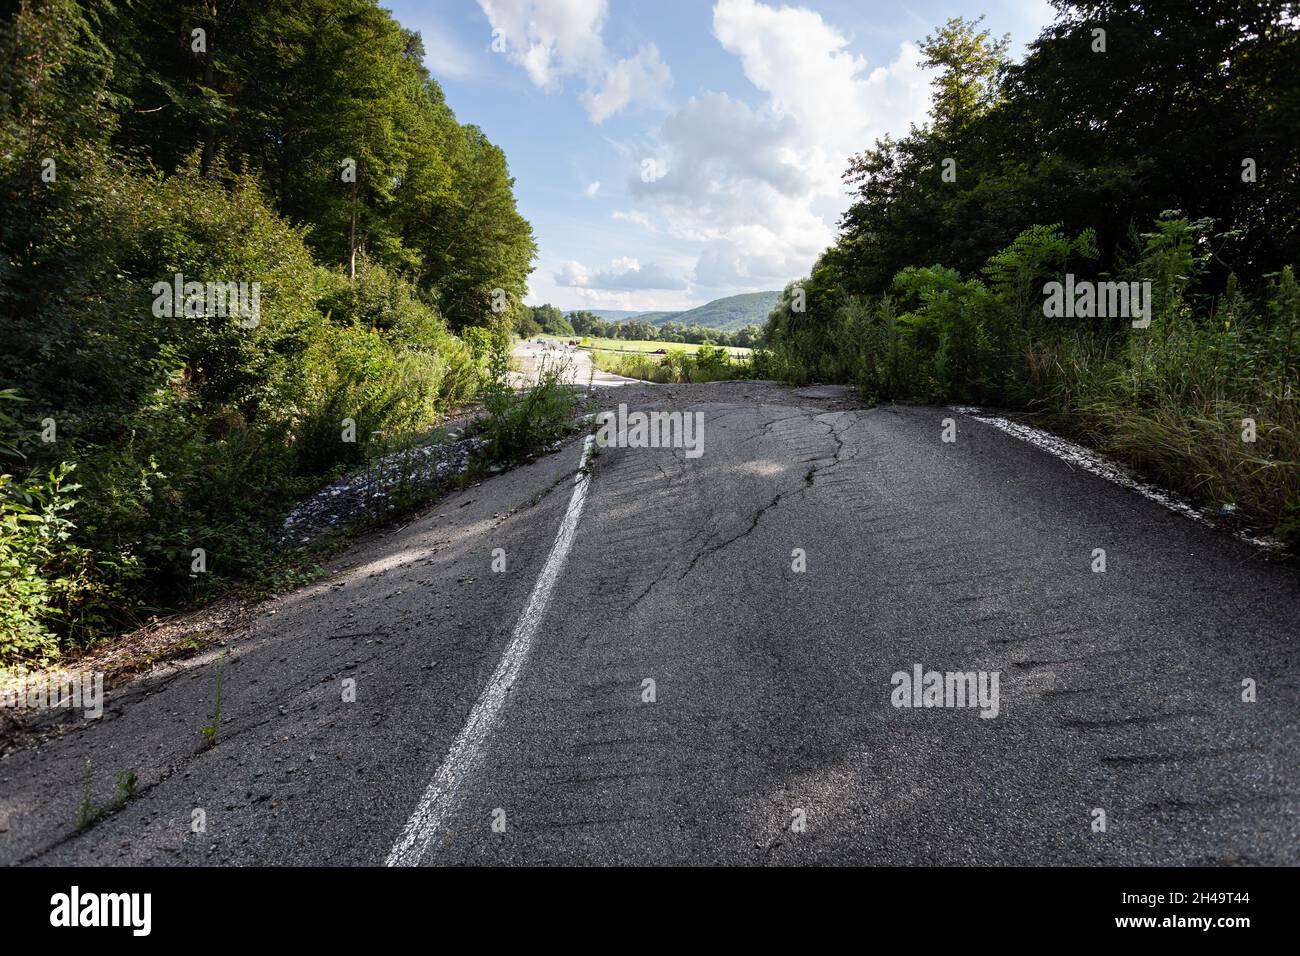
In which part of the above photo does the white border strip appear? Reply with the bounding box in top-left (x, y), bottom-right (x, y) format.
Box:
top-left (386, 435), bottom-right (597, 866)
top-left (950, 406), bottom-right (1280, 551)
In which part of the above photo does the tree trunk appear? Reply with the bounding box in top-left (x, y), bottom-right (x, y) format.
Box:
top-left (348, 177), bottom-right (358, 282)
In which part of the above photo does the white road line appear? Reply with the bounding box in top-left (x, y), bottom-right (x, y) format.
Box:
top-left (386, 435), bottom-right (597, 867)
top-left (950, 406), bottom-right (1280, 550)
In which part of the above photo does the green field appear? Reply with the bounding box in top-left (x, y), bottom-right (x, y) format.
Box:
top-left (532, 333), bottom-right (751, 358)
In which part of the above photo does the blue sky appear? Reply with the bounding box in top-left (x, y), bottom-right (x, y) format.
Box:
top-left (387, 0), bottom-right (1057, 311)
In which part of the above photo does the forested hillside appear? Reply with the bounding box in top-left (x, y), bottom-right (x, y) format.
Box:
top-left (765, 2), bottom-right (1300, 544)
top-left (546, 292), bottom-right (779, 348)
top-left (662, 292), bottom-right (781, 331)
top-left (0, 0), bottom-right (535, 665)
top-left (567, 310), bottom-right (762, 349)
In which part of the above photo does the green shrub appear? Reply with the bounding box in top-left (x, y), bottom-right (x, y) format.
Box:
top-left (478, 344), bottom-right (577, 464)
top-left (0, 0), bottom-right (540, 667)
top-left (0, 393), bottom-right (99, 667)
top-left (0, 465), bottom-right (79, 666)
top-left (590, 345), bottom-right (756, 384)
top-left (0, 158), bottom-right (486, 663)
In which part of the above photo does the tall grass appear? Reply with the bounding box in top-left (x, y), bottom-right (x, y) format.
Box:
top-left (591, 344), bottom-right (759, 384)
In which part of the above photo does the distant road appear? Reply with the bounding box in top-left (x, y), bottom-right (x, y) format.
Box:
top-left (509, 339), bottom-right (641, 388)
top-left (4, 380), bottom-right (1297, 866)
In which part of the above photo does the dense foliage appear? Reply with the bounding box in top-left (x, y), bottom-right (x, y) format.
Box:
top-left (568, 311), bottom-right (762, 348)
top-left (591, 344), bottom-right (759, 384)
top-left (0, 0), bottom-right (534, 665)
top-left (477, 343), bottom-right (579, 464)
top-left (515, 304), bottom-right (576, 338)
top-left (765, 2), bottom-right (1300, 544)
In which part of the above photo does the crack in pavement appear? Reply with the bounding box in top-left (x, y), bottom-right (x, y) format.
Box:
top-left (672, 406), bottom-right (850, 585)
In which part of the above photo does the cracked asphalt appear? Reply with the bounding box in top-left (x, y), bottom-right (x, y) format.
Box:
top-left (2, 380), bottom-right (1297, 865)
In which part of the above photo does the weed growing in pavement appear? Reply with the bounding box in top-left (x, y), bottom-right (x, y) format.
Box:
top-left (115, 770), bottom-right (139, 807)
top-left (200, 654), bottom-right (225, 748)
top-left (74, 758), bottom-right (99, 829)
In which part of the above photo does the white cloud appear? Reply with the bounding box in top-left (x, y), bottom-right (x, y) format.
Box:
top-left (478, 0), bottom-right (671, 122)
top-left (556, 256), bottom-right (688, 291)
top-left (646, 92), bottom-right (810, 199)
top-left (612, 209), bottom-right (654, 230)
top-left (711, 0), bottom-right (929, 162)
top-left (621, 0), bottom-right (932, 291)
top-left (581, 44), bottom-right (672, 123)
top-left (478, 0), bottom-right (606, 87)
top-left (532, 285), bottom-right (692, 312)
top-left (556, 260), bottom-right (592, 287)
top-left (585, 180), bottom-right (602, 198)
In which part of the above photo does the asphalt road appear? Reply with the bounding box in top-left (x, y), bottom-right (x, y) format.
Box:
top-left (3, 381), bottom-right (1297, 865)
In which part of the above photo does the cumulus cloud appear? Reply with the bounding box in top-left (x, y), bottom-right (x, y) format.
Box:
top-left (556, 256), bottom-right (688, 290)
top-left (624, 0), bottom-right (932, 291)
top-left (478, 0), bottom-right (671, 122)
top-left (582, 45), bottom-right (672, 123)
top-left (555, 260), bottom-right (592, 287)
top-left (711, 0), bottom-right (929, 164)
top-left (612, 209), bottom-right (654, 230)
top-left (585, 181), bottom-right (602, 198)
top-left (478, 0), bottom-right (605, 87)
top-left (637, 92), bottom-right (810, 201)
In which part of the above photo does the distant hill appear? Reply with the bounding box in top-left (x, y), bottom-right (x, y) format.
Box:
top-left (566, 291), bottom-right (780, 332)
top-left (630, 310), bottom-right (678, 325)
top-left (563, 309), bottom-right (642, 323)
top-left (662, 291), bottom-right (781, 331)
